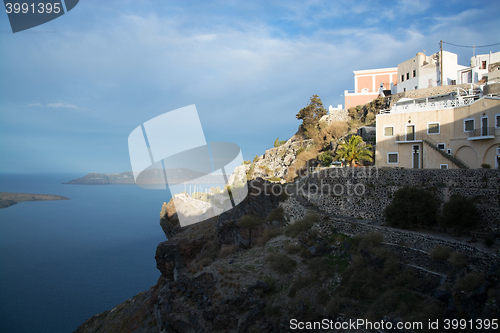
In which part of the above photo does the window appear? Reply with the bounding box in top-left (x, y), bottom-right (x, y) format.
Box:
top-left (437, 143), bottom-right (445, 150)
top-left (481, 61), bottom-right (487, 69)
top-left (412, 70), bottom-right (416, 77)
top-left (384, 126), bottom-right (394, 136)
top-left (427, 122), bottom-right (440, 134)
top-left (401, 74), bottom-right (404, 82)
top-left (387, 153), bottom-right (398, 164)
top-left (406, 73), bottom-right (409, 80)
top-left (415, 86), bottom-right (418, 90)
top-left (447, 149), bottom-right (451, 155)
top-left (440, 164), bottom-right (448, 169)
top-left (404, 88), bottom-right (406, 92)
top-left (464, 118), bottom-right (474, 132)
top-left (412, 145), bottom-right (420, 151)
top-left (495, 114), bottom-right (500, 128)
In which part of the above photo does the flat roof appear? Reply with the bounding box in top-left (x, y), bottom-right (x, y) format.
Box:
top-left (353, 67), bottom-right (397, 75)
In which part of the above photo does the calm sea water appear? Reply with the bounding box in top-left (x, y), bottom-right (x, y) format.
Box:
top-left (0, 173), bottom-right (173, 333)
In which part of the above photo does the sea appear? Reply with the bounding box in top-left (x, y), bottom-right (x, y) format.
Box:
top-left (0, 173), bottom-right (177, 333)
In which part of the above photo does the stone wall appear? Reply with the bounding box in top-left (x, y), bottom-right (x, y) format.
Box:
top-left (302, 168), bottom-right (500, 232)
top-left (320, 109), bottom-right (349, 123)
top-left (314, 218), bottom-right (498, 272)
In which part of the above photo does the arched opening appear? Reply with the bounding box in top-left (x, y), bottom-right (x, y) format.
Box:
top-left (456, 145), bottom-right (478, 169)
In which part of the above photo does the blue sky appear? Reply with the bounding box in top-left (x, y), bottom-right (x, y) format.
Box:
top-left (0, 0), bottom-right (499, 173)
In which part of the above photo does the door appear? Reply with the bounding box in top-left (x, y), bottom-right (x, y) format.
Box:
top-left (481, 117), bottom-right (488, 136)
top-left (412, 145), bottom-right (420, 169)
top-left (406, 125), bottom-right (415, 141)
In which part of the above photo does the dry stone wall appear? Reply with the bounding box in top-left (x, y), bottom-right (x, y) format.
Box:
top-left (314, 218), bottom-right (497, 272)
top-left (302, 168), bottom-right (500, 232)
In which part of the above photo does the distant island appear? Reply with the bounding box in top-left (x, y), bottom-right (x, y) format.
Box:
top-left (64, 170), bottom-right (227, 185)
top-left (0, 192), bottom-right (70, 209)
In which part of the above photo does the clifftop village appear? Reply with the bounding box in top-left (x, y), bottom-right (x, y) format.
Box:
top-left (329, 46), bottom-right (500, 170)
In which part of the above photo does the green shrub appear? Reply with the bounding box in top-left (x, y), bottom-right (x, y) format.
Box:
top-left (481, 163), bottom-right (491, 169)
top-left (219, 245), bottom-right (239, 258)
top-left (484, 234), bottom-right (495, 247)
top-left (253, 155), bottom-right (260, 163)
top-left (455, 273), bottom-right (484, 292)
top-left (267, 207), bottom-right (285, 222)
top-left (448, 252), bottom-right (467, 268)
top-left (274, 137), bottom-right (280, 148)
top-left (268, 176), bottom-right (281, 182)
top-left (308, 257), bottom-right (336, 277)
top-left (318, 150), bottom-right (333, 166)
top-left (440, 195), bottom-right (480, 231)
top-left (285, 243), bottom-right (302, 254)
top-left (384, 187), bottom-right (439, 229)
top-left (265, 253), bottom-right (297, 274)
top-left (285, 213), bottom-right (319, 237)
top-left (430, 245), bottom-right (452, 261)
top-left (257, 227), bottom-right (282, 246)
top-left (355, 232), bottom-right (384, 250)
top-left (296, 147), bottom-right (305, 156)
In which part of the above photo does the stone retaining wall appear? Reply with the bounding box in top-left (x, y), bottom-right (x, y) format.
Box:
top-left (315, 218), bottom-right (498, 272)
top-left (303, 168), bottom-right (500, 232)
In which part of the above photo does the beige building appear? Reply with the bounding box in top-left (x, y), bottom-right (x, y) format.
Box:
top-left (375, 88), bottom-right (500, 169)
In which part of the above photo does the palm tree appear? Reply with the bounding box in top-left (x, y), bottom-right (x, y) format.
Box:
top-left (335, 135), bottom-right (373, 167)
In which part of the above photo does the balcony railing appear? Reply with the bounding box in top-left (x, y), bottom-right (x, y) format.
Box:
top-left (395, 133), bottom-right (423, 142)
top-left (468, 127), bottom-right (496, 139)
top-left (380, 97), bottom-right (476, 114)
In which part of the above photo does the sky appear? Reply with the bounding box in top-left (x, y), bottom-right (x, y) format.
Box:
top-left (0, 0), bottom-right (499, 173)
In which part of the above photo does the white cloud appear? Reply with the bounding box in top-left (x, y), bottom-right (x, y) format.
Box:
top-left (28, 102), bottom-right (43, 107)
top-left (46, 102), bottom-right (88, 111)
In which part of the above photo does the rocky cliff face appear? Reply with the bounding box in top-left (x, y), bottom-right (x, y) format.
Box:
top-left (251, 136), bottom-right (313, 180)
top-left (75, 179), bottom-right (500, 333)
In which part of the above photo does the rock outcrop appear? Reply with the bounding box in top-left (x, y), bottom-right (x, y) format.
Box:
top-left (216, 178), bottom-right (283, 248)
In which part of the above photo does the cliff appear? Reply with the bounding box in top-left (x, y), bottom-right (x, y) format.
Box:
top-left (74, 178), bottom-right (500, 333)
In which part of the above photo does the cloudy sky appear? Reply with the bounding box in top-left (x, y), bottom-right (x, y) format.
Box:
top-left (0, 0), bottom-right (499, 173)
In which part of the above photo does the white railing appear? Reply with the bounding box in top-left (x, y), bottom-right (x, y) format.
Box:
top-left (381, 97), bottom-right (476, 114)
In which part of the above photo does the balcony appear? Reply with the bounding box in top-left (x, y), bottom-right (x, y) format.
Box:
top-left (395, 133), bottom-right (423, 143)
top-left (468, 127), bottom-right (496, 140)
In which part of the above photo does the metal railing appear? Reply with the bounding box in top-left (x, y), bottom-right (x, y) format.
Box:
top-left (386, 97), bottom-right (475, 114)
top-left (422, 135), bottom-right (469, 169)
top-left (394, 133), bottom-right (423, 142)
top-left (468, 127), bottom-right (496, 138)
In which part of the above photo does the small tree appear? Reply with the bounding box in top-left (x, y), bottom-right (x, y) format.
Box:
top-left (334, 135), bottom-right (373, 166)
top-left (274, 137), bottom-right (280, 148)
top-left (253, 155), bottom-right (260, 163)
top-left (384, 187), bottom-right (439, 229)
top-left (238, 215), bottom-right (262, 247)
top-left (440, 195), bottom-right (480, 232)
top-left (318, 151), bottom-right (333, 166)
top-left (296, 95), bottom-right (327, 137)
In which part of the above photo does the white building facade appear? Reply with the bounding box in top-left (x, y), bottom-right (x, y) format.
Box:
top-left (395, 51), bottom-right (467, 94)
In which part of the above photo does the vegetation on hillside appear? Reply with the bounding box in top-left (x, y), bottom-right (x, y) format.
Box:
top-left (334, 135), bottom-right (373, 166)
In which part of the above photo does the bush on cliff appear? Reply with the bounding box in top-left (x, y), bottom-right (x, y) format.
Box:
top-left (439, 194), bottom-right (480, 232)
top-left (383, 187), bottom-right (438, 229)
top-left (285, 213), bottom-right (319, 237)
